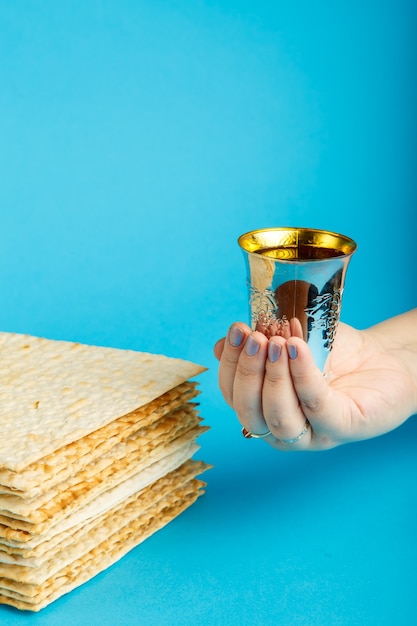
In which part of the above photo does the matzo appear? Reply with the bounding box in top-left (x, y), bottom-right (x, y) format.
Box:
top-left (0, 331), bottom-right (209, 612)
top-left (0, 407), bottom-right (205, 520)
top-left (0, 460), bottom-right (209, 566)
top-left (0, 477), bottom-right (205, 610)
top-left (0, 436), bottom-right (201, 536)
top-left (0, 461), bottom-right (209, 579)
top-left (0, 382), bottom-right (200, 496)
top-left (0, 332), bottom-right (205, 470)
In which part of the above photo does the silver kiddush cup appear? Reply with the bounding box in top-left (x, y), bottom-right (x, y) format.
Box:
top-left (238, 227), bottom-right (357, 373)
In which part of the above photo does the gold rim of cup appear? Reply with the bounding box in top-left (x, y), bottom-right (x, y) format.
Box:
top-left (238, 226), bottom-right (357, 261)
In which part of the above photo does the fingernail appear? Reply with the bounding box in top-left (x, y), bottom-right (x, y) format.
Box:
top-left (288, 344), bottom-right (298, 360)
top-left (268, 342), bottom-right (281, 363)
top-left (229, 325), bottom-right (244, 347)
top-left (245, 335), bottom-right (260, 356)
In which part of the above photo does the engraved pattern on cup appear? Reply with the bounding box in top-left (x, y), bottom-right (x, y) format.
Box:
top-left (305, 285), bottom-right (342, 351)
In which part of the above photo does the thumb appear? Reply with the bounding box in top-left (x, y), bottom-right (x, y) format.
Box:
top-left (286, 338), bottom-right (346, 447)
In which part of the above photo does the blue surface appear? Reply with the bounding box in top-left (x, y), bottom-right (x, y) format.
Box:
top-left (0, 1), bottom-right (416, 624)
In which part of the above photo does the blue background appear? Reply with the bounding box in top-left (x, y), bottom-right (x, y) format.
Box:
top-left (1, 1), bottom-right (416, 624)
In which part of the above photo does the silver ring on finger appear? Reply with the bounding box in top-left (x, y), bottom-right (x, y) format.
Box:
top-left (279, 419), bottom-right (310, 444)
top-left (241, 426), bottom-right (272, 439)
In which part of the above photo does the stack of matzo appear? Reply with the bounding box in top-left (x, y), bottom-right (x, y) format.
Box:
top-left (0, 332), bottom-right (209, 612)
